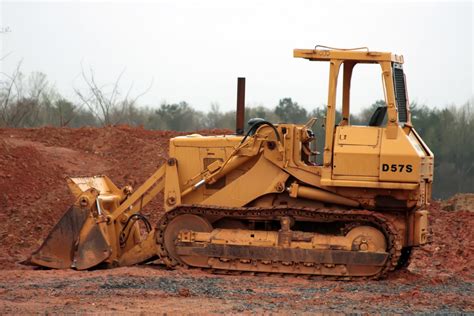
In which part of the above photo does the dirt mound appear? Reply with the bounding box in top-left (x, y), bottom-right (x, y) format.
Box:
top-left (408, 199), bottom-right (474, 279)
top-left (442, 193), bottom-right (474, 212)
top-left (0, 138), bottom-right (63, 207)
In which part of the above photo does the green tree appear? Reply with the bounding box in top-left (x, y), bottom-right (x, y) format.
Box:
top-left (204, 103), bottom-right (223, 129)
top-left (274, 98), bottom-right (308, 123)
top-left (152, 101), bottom-right (204, 131)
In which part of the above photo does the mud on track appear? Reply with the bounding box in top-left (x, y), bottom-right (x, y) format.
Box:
top-left (0, 126), bottom-right (473, 314)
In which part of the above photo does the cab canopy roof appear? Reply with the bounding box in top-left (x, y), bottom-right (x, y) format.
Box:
top-left (294, 46), bottom-right (404, 64)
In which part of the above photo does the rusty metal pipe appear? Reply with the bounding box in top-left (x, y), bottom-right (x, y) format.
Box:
top-left (236, 77), bottom-right (245, 135)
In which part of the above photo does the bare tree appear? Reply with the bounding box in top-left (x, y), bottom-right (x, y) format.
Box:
top-left (74, 66), bottom-right (152, 126)
top-left (0, 61), bottom-right (24, 127)
top-left (0, 61), bottom-right (61, 127)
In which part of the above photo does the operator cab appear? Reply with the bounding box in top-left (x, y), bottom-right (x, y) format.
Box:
top-left (294, 46), bottom-right (433, 190)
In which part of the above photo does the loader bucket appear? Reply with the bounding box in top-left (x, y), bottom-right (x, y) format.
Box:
top-left (73, 215), bottom-right (112, 270)
top-left (28, 170), bottom-right (166, 270)
top-left (29, 205), bottom-right (89, 269)
top-left (28, 176), bottom-right (123, 269)
top-left (28, 201), bottom-right (115, 270)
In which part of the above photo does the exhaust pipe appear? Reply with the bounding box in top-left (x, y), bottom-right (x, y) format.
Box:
top-left (236, 77), bottom-right (245, 135)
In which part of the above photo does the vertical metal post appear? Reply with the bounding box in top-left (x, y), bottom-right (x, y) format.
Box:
top-left (236, 77), bottom-right (246, 135)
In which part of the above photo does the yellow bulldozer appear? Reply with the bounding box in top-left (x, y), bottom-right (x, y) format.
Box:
top-left (28, 47), bottom-right (433, 279)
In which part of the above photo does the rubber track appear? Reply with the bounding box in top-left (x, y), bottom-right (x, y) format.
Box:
top-left (155, 205), bottom-right (403, 280)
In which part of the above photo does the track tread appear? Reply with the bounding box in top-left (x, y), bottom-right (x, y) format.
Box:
top-left (155, 205), bottom-right (403, 280)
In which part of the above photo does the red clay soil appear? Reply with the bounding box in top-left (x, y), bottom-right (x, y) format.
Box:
top-left (0, 126), bottom-right (472, 314)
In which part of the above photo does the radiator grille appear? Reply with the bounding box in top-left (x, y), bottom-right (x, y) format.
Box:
top-left (393, 67), bottom-right (408, 123)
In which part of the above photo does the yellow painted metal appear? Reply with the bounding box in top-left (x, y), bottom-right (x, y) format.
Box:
top-left (333, 126), bottom-right (382, 178)
top-left (168, 134), bottom-right (246, 204)
top-left (379, 127), bottom-right (422, 183)
top-left (67, 176), bottom-right (123, 199)
top-left (413, 210), bottom-right (429, 245)
top-left (111, 165), bottom-right (166, 220)
top-left (203, 155), bottom-right (289, 207)
top-left (323, 59), bottom-right (343, 170)
top-left (293, 48), bottom-right (404, 63)
top-left (118, 229), bottom-right (158, 266)
top-left (287, 182), bottom-right (359, 207)
top-left (341, 61), bottom-right (356, 125)
top-left (164, 160), bottom-right (181, 210)
top-left (292, 48), bottom-right (431, 192)
top-left (409, 129), bottom-right (434, 181)
top-left (380, 61), bottom-right (402, 138)
top-left (31, 46), bottom-right (434, 272)
top-left (178, 225), bottom-right (386, 253)
top-left (36, 167), bottom-right (168, 269)
top-left (320, 178), bottom-right (419, 190)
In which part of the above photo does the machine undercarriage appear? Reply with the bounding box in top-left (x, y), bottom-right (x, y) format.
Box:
top-left (157, 205), bottom-right (403, 279)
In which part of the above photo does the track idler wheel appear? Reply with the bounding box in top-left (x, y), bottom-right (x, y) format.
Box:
top-left (163, 214), bottom-right (212, 267)
top-left (346, 226), bottom-right (387, 252)
top-left (344, 225), bottom-right (388, 276)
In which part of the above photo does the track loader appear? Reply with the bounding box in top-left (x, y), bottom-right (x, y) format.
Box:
top-left (28, 47), bottom-right (434, 279)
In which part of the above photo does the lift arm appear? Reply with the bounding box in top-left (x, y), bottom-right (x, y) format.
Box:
top-left (111, 165), bottom-right (166, 221)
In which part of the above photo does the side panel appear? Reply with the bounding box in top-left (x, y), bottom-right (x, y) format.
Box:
top-left (169, 135), bottom-right (243, 205)
top-left (328, 126), bottom-right (424, 185)
top-left (379, 127), bottom-right (422, 183)
top-left (333, 126), bottom-right (381, 179)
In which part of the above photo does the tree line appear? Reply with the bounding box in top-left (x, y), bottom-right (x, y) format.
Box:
top-left (0, 69), bottom-right (472, 199)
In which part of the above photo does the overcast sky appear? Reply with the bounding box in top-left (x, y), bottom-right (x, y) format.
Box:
top-left (1, 0), bottom-right (472, 113)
